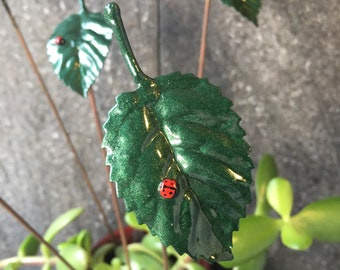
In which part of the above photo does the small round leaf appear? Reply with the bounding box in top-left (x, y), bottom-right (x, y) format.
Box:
top-left (93, 263), bottom-right (113, 270)
top-left (281, 222), bottom-right (312, 250)
top-left (291, 197), bottom-right (340, 242)
top-left (18, 234), bottom-right (39, 257)
top-left (219, 215), bottom-right (280, 267)
top-left (56, 243), bottom-right (88, 270)
top-left (266, 177), bottom-right (293, 220)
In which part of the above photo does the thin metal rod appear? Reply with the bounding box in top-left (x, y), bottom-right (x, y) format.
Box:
top-left (2, 0), bottom-right (113, 235)
top-left (88, 88), bottom-right (131, 270)
top-left (197, 0), bottom-right (211, 78)
top-left (161, 244), bottom-right (169, 270)
top-left (0, 197), bottom-right (75, 270)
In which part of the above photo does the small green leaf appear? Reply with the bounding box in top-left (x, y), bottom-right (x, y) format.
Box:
top-left (125, 212), bottom-right (149, 232)
top-left (115, 244), bottom-right (163, 270)
top-left (47, 6), bottom-right (112, 96)
top-left (92, 243), bottom-right (116, 265)
top-left (291, 197), bottom-right (340, 242)
top-left (18, 234), bottom-right (40, 257)
top-left (220, 0), bottom-right (261, 26)
top-left (232, 251), bottom-right (266, 270)
top-left (111, 258), bottom-right (122, 270)
top-left (41, 207), bottom-right (84, 257)
top-left (42, 263), bottom-right (52, 270)
top-left (266, 178), bottom-right (293, 220)
top-left (219, 215), bottom-right (280, 268)
top-left (254, 154), bottom-right (278, 216)
top-left (56, 243), bottom-right (89, 270)
top-left (281, 222), bottom-right (312, 250)
top-left (140, 233), bottom-right (163, 255)
top-left (76, 230), bottom-right (92, 254)
top-left (3, 263), bottom-right (21, 270)
top-left (93, 262), bottom-right (113, 270)
top-left (64, 229), bottom-right (92, 254)
top-left (179, 262), bottom-right (206, 270)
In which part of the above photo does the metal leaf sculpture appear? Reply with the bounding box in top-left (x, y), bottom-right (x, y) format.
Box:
top-left (102, 3), bottom-right (253, 263)
top-left (221, 0), bottom-right (261, 26)
top-left (46, 0), bottom-right (112, 97)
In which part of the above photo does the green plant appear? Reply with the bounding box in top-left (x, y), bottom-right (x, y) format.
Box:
top-left (0, 207), bottom-right (205, 270)
top-left (218, 154), bottom-right (340, 269)
top-left (2, 155), bottom-right (339, 270)
top-left (1, 0), bottom-right (339, 269)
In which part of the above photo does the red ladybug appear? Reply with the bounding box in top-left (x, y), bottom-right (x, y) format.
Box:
top-left (54, 35), bottom-right (65, 45)
top-left (158, 179), bottom-right (178, 199)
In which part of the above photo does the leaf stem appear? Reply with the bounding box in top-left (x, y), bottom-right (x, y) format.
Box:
top-left (78, 0), bottom-right (87, 13)
top-left (197, 0), bottom-right (211, 78)
top-left (2, 0), bottom-right (113, 236)
top-left (103, 2), bottom-right (153, 86)
top-left (0, 256), bottom-right (57, 267)
top-left (0, 197), bottom-right (75, 270)
top-left (88, 87), bottom-right (132, 270)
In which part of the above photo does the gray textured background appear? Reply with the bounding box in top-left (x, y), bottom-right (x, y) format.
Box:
top-left (0, 0), bottom-right (339, 269)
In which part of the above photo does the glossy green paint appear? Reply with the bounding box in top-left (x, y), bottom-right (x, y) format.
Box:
top-left (102, 3), bottom-right (253, 263)
top-left (221, 0), bottom-right (261, 26)
top-left (46, 0), bottom-right (112, 97)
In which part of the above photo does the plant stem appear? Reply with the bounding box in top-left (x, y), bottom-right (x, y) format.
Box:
top-left (88, 87), bottom-right (131, 270)
top-left (0, 256), bottom-right (57, 267)
top-left (197, 0), bottom-right (211, 78)
top-left (78, 0), bottom-right (87, 13)
top-left (103, 3), bottom-right (153, 86)
top-left (0, 197), bottom-right (74, 270)
top-left (2, 0), bottom-right (113, 235)
top-left (161, 244), bottom-right (169, 270)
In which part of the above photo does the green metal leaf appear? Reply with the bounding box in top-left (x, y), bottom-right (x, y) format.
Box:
top-left (103, 72), bottom-right (253, 262)
top-left (220, 0), bottom-right (261, 26)
top-left (47, 1), bottom-right (112, 97)
top-left (102, 3), bottom-right (253, 262)
top-left (291, 197), bottom-right (340, 243)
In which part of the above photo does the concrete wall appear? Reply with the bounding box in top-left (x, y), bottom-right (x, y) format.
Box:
top-left (1, 0), bottom-right (339, 269)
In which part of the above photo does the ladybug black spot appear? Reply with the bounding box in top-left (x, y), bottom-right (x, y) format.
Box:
top-left (158, 178), bottom-right (179, 199)
top-left (54, 35), bottom-right (65, 45)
